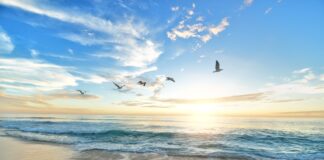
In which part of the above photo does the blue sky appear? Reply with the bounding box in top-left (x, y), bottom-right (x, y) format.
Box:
top-left (0, 0), bottom-right (323, 116)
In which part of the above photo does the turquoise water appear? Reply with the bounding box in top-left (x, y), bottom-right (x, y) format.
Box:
top-left (0, 115), bottom-right (323, 159)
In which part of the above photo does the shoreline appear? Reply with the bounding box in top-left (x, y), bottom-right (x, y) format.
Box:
top-left (0, 135), bottom-right (76, 160)
top-left (0, 134), bottom-right (249, 160)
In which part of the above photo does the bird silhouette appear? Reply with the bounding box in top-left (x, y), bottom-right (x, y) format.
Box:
top-left (166, 77), bottom-right (175, 82)
top-left (138, 81), bottom-right (146, 86)
top-left (76, 90), bottom-right (86, 95)
top-left (213, 60), bottom-right (223, 73)
top-left (113, 82), bottom-right (124, 89)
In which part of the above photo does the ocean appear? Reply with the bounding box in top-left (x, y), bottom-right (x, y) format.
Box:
top-left (0, 114), bottom-right (323, 160)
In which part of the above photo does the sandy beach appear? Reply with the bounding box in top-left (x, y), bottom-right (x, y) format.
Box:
top-left (0, 135), bottom-right (76, 160)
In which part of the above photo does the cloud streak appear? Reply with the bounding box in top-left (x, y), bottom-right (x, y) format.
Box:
top-left (0, 0), bottom-right (162, 68)
top-left (0, 58), bottom-right (78, 91)
top-left (119, 92), bottom-right (267, 108)
top-left (0, 27), bottom-right (14, 54)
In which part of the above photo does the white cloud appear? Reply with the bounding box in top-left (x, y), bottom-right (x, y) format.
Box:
top-left (196, 16), bottom-right (204, 22)
top-left (0, 0), bottom-right (140, 37)
top-left (30, 49), bottom-right (39, 58)
top-left (92, 39), bottom-right (161, 68)
top-left (171, 6), bottom-right (179, 11)
top-left (0, 58), bottom-right (78, 92)
top-left (0, 57), bottom-right (110, 93)
top-left (77, 75), bottom-right (107, 84)
top-left (262, 68), bottom-right (324, 98)
top-left (0, 0), bottom-right (162, 68)
top-left (265, 7), bottom-right (272, 14)
top-left (101, 66), bottom-right (158, 83)
top-left (171, 49), bottom-right (185, 60)
top-left (149, 75), bottom-right (168, 97)
top-left (244, 0), bottom-right (254, 7)
top-left (240, 0), bottom-right (254, 10)
top-left (0, 28), bottom-right (14, 54)
top-left (265, 81), bottom-right (324, 95)
top-left (59, 33), bottom-right (115, 46)
top-left (209, 17), bottom-right (230, 36)
top-left (68, 48), bottom-right (74, 55)
top-left (293, 68), bottom-right (311, 74)
top-left (187, 10), bottom-right (194, 16)
top-left (293, 68), bottom-right (316, 83)
top-left (167, 8), bottom-right (229, 43)
top-left (200, 34), bottom-right (212, 43)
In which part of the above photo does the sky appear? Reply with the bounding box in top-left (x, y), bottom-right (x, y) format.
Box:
top-left (0, 0), bottom-right (323, 117)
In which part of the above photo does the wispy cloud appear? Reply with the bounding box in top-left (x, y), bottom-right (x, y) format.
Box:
top-left (239, 0), bottom-right (254, 10)
top-left (262, 68), bottom-right (324, 99)
top-left (155, 92), bottom-right (267, 104)
top-left (293, 68), bottom-right (316, 83)
top-left (264, 7), bottom-right (272, 14)
top-left (45, 90), bottom-right (99, 100)
top-left (0, 58), bottom-right (78, 92)
top-left (171, 6), bottom-right (179, 12)
top-left (167, 4), bottom-right (229, 43)
top-left (268, 98), bottom-right (304, 103)
top-left (118, 92), bottom-right (267, 108)
top-left (0, 0), bottom-right (162, 68)
top-left (0, 92), bottom-right (50, 109)
top-left (58, 33), bottom-right (116, 46)
top-left (30, 49), bottom-right (39, 58)
top-left (0, 57), bottom-right (110, 94)
top-left (0, 27), bottom-right (14, 54)
top-left (244, 0), bottom-right (254, 6)
top-left (293, 68), bottom-right (311, 74)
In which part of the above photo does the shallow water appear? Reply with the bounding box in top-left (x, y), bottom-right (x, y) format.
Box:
top-left (0, 114), bottom-right (323, 159)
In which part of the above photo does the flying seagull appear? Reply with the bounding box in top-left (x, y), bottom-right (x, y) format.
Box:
top-left (138, 81), bottom-right (146, 86)
top-left (166, 77), bottom-right (175, 82)
top-left (76, 90), bottom-right (86, 95)
top-left (213, 60), bottom-right (223, 73)
top-left (113, 82), bottom-right (124, 89)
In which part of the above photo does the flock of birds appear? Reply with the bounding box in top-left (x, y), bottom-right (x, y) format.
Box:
top-left (76, 60), bottom-right (223, 95)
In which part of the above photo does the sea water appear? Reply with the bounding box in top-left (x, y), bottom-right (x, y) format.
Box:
top-left (0, 114), bottom-right (323, 159)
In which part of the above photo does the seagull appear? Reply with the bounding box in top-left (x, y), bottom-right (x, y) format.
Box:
top-left (166, 77), bottom-right (175, 82)
top-left (213, 60), bottom-right (223, 73)
top-left (76, 90), bottom-right (86, 95)
top-left (113, 82), bottom-right (124, 89)
top-left (138, 81), bottom-right (146, 86)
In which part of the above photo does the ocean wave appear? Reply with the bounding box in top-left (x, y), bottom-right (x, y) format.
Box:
top-left (1, 118), bottom-right (324, 159)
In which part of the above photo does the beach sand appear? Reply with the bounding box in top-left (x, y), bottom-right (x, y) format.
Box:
top-left (0, 135), bottom-right (76, 160)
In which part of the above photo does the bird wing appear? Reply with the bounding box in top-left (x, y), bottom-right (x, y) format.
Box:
top-left (113, 82), bottom-right (120, 88)
top-left (216, 60), bottom-right (220, 70)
